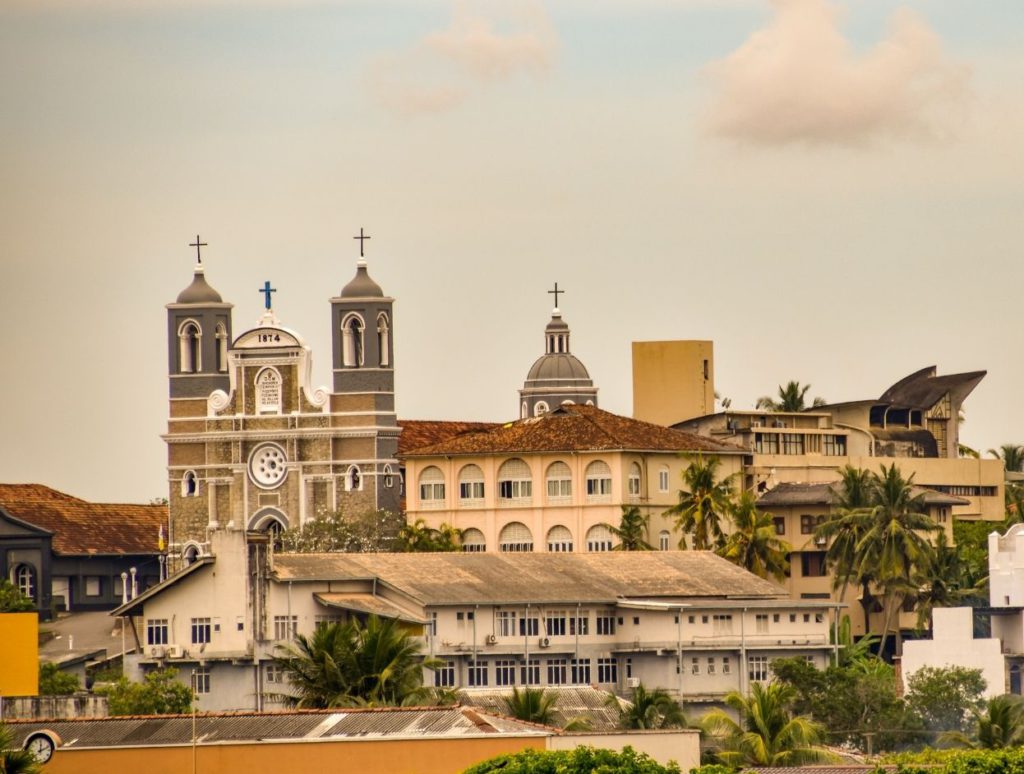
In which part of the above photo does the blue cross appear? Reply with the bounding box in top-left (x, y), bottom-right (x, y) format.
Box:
top-left (259, 281), bottom-right (277, 310)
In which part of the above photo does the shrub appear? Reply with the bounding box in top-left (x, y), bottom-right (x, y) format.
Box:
top-left (38, 662), bottom-right (80, 695)
top-left (99, 668), bottom-right (193, 715)
top-left (463, 745), bottom-right (681, 774)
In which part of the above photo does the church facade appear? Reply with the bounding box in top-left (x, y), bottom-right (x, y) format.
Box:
top-left (164, 254), bottom-right (400, 565)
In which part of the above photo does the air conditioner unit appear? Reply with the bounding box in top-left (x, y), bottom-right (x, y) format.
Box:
top-left (165, 645), bottom-right (181, 658)
top-left (538, 637), bottom-right (551, 649)
top-left (148, 645), bottom-right (166, 658)
top-left (626, 677), bottom-right (641, 689)
top-left (485, 634), bottom-right (498, 645)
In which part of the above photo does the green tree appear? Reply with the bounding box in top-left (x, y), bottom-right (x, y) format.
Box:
top-left (816, 466), bottom-right (875, 617)
top-left (718, 491), bottom-right (790, 581)
top-left (606, 506), bottom-right (654, 551)
top-left (0, 580), bottom-right (34, 612)
top-left (756, 381), bottom-right (826, 412)
top-left (701, 682), bottom-right (833, 767)
top-left (904, 666), bottom-right (986, 735)
top-left (504, 686), bottom-right (558, 725)
top-left (273, 616), bottom-right (439, 708)
top-left (38, 662), bottom-right (80, 695)
top-left (397, 519), bottom-right (462, 552)
top-left (463, 746), bottom-right (680, 774)
top-left (911, 531), bottom-right (983, 633)
top-left (609, 683), bottom-right (686, 729)
top-left (940, 695), bottom-right (1024, 749)
top-left (0, 721), bottom-right (41, 774)
top-left (665, 454), bottom-right (736, 550)
top-left (100, 668), bottom-right (193, 715)
top-left (988, 444), bottom-right (1024, 474)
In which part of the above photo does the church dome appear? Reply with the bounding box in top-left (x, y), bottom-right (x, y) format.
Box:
top-left (176, 266), bottom-right (223, 304)
top-left (341, 262), bottom-right (384, 298)
top-left (518, 304), bottom-right (599, 417)
top-left (526, 353), bottom-right (592, 383)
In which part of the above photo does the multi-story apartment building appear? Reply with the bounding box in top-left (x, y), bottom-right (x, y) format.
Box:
top-left (115, 529), bottom-right (836, 712)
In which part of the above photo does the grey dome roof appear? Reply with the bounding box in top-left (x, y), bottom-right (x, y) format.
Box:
top-left (341, 263), bottom-right (383, 298)
top-left (545, 315), bottom-right (569, 332)
top-left (525, 353), bottom-right (592, 383)
top-left (176, 268), bottom-right (223, 304)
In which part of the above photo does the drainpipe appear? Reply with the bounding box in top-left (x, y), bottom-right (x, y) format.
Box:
top-left (740, 607), bottom-right (748, 694)
top-left (676, 607), bottom-right (683, 697)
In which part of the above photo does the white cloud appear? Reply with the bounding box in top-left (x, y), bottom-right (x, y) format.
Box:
top-left (704, 0), bottom-right (971, 146)
top-left (368, 2), bottom-right (557, 114)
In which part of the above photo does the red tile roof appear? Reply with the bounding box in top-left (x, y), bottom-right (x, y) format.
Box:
top-left (400, 404), bottom-right (747, 457)
top-left (0, 484), bottom-right (167, 556)
top-left (398, 420), bottom-right (502, 455)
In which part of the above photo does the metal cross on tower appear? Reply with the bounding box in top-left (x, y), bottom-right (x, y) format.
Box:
top-left (189, 235), bottom-right (208, 264)
top-left (548, 282), bottom-right (564, 308)
top-left (259, 281), bottom-right (277, 310)
top-left (353, 227), bottom-right (371, 258)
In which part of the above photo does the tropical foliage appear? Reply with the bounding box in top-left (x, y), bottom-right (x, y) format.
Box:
top-left (717, 491), bottom-right (790, 581)
top-left (700, 681), bottom-right (833, 767)
top-left (0, 580), bottom-right (34, 612)
top-left (100, 668), bottom-right (193, 715)
top-left (904, 666), bottom-right (986, 735)
top-left (504, 686), bottom-right (557, 725)
top-left (606, 506), bottom-right (654, 551)
top-left (272, 615), bottom-right (439, 708)
top-left (397, 519), bottom-right (462, 552)
top-left (463, 746), bottom-right (680, 774)
top-left (38, 662), bottom-right (80, 695)
top-left (940, 695), bottom-right (1024, 749)
top-left (280, 509), bottom-right (405, 553)
top-left (0, 721), bottom-right (41, 774)
top-left (988, 444), bottom-right (1024, 473)
top-left (609, 683), bottom-right (686, 729)
top-left (665, 454), bottom-right (736, 550)
top-left (756, 381), bottom-right (826, 412)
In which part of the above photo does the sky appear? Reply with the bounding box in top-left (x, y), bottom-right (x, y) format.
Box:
top-left (1, 0), bottom-right (1022, 503)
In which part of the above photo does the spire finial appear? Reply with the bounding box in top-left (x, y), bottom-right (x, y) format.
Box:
top-left (353, 227), bottom-right (371, 266)
top-left (189, 234), bottom-right (208, 266)
top-left (548, 282), bottom-right (564, 312)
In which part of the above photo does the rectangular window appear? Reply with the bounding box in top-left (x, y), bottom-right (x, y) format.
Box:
top-left (597, 657), bottom-right (618, 684)
top-left (756, 613), bottom-right (769, 634)
top-left (273, 615), bottom-right (298, 641)
top-left (596, 615), bottom-right (615, 635)
top-left (468, 660), bottom-right (488, 687)
top-left (749, 655), bottom-right (770, 682)
top-left (628, 476), bottom-right (641, 496)
top-left (801, 552), bottom-right (828, 577)
top-left (315, 615), bottom-right (341, 630)
top-left (497, 611), bottom-right (517, 638)
top-left (570, 614), bottom-right (589, 636)
top-left (773, 517), bottom-right (785, 535)
top-left (707, 657), bottom-right (716, 675)
top-left (428, 612), bottom-right (438, 637)
top-left (800, 514), bottom-right (825, 535)
top-left (546, 612), bottom-right (566, 637)
top-left (434, 660), bottom-right (456, 687)
top-left (754, 433), bottom-right (779, 454)
top-left (822, 434), bottom-right (847, 456)
top-left (146, 619), bottom-right (168, 646)
top-left (521, 658), bottom-right (540, 686)
top-left (712, 614), bottom-right (733, 635)
top-left (420, 482), bottom-right (445, 501)
top-left (625, 657), bottom-right (633, 679)
top-left (658, 469), bottom-right (669, 492)
top-left (691, 657), bottom-right (700, 675)
top-left (191, 617), bottom-right (211, 644)
top-left (84, 576), bottom-right (102, 597)
top-left (571, 658), bottom-right (591, 684)
top-left (499, 480), bottom-right (532, 499)
top-left (586, 477), bottom-right (612, 496)
top-left (459, 481), bottom-right (484, 500)
top-left (782, 433), bottom-right (805, 455)
top-left (722, 657), bottom-right (731, 675)
top-left (547, 479), bottom-right (571, 498)
top-left (265, 663), bottom-right (282, 684)
top-left (790, 614), bottom-right (797, 623)
top-left (519, 616), bottom-right (539, 637)
top-left (192, 667), bottom-right (211, 695)
top-left (495, 659), bottom-right (517, 686)
top-left (547, 658), bottom-right (567, 685)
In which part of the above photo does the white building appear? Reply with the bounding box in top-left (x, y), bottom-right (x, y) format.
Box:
top-left (114, 529), bottom-right (837, 711)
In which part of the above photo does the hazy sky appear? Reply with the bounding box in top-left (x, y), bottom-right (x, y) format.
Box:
top-left (2, 0), bottom-right (1022, 503)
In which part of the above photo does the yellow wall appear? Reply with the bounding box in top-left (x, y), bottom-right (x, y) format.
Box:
top-left (632, 341), bottom-right (714, 426)
top-left (0, 612), bottom-right (38, 696)
top-left (40, 735), bottom-right (547, 774)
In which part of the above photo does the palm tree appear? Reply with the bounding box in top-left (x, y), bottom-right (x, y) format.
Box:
top-left (912, 531), bottom-right (981, 632)
top-left (665, 454), bottom-right (736, 550)
top-left (606, 506), bottom-right (653, 551)
top-left (718, 491), bottom-right (790, 582)
top-left (756, 381), bottom-right (826, 412)
top-left (701, 682), bottom-right (833, 767)
top-left (1007, 483), bottom-right (1024, 523)
top-left (273, 615), bottom-right (439, 708)
top-left (397, 519), bottom-right (462, 552)
top-left (941, 695), bottom-right (1024, 749)
top-left (505, 686), bottom-right (557, 725)
top-left (609, 683), bottom-right (686, 729)
top-left (0, 722), bottom-right (41, 774)
top-left (989, 444), bottom-right (1024, 474)
top-left (816, 466), bottom-right (874, 608)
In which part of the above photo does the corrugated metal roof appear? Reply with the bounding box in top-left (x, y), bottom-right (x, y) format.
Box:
top-left (6, 707), bottom-right (549, 750)
top-left (458, 686), bottom-right (623, 732)
top-left (314, 593), bottom-right (427, 624)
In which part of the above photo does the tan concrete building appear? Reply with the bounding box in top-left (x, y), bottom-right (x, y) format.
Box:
top-left (632, 340), bottom-right (715, 428)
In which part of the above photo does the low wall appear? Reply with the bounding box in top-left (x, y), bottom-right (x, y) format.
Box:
top-left (550, 730), bottom-right (701, 770)
top-left (2, 694), bottom-right (108, 720)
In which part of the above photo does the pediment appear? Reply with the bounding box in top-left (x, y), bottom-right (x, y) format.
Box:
top-left (0, 508), bottom-right (53, 538)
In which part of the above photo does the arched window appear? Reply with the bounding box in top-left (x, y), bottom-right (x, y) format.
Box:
top-left (256, 368), bottom-right (282, 414)
top-left (181, 471), bottom-right (198, 497)
top-left (458, 464), bottom-right (485, 504)
top-left (13, 564), bottom-right (36, 600)
top-left (178, 320), bottom-right (201, 373)
top-left (521, 402), bottom-right (528, 419)
top-left (586, 524), bottom-right (615, 552)
top-left (383, 464), bottom-right (394, 489)
top-left (377, 313), bottom-right (390, 367)
top-left (182, 543), bottom-right (201, 566)
top-left (497, 459), bottom-right (532, 505)
top-left (658, 465), bottom-right (670, 493)
top-left (346, 465), bottom-right (362, 492)
top-left (628, 462), bottom-right (642, 499)
top-left (215, 323), bottom-right (228, 373)
top-left (546, 525), bottom-right (574, 552)
top-left (659, 530), bottom-right (671, 551)
top-left (585, 460), bottom-right (612, 501)
top-left (499, 522), bottom-right (533, 552)
top-left (342, 314), bottom-right (365, 368)
top-left (534, 401), bottom-right (549, 417)
top-left (462, 528), bottom-right (486, 553)
top-left (419, 466), bottom-right (445, 507)
top-left (545, 462), bottom-right (572, 501)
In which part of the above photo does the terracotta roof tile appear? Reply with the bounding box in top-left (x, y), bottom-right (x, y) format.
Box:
top-left (398, 420), bottom-right (502, 455)
top-left (400, 405), bottom-right (746, 457)
top-left (0, 484), bottom-right (167, 555)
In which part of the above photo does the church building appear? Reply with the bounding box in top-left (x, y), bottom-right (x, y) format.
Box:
top-left (164, 244), bottom-right (400, 565)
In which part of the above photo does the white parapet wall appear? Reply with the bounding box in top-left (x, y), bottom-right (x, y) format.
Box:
top-left (901, 607), bottom-right (1006, 698)
top-left (548, 729), bottom-right (700, 770)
